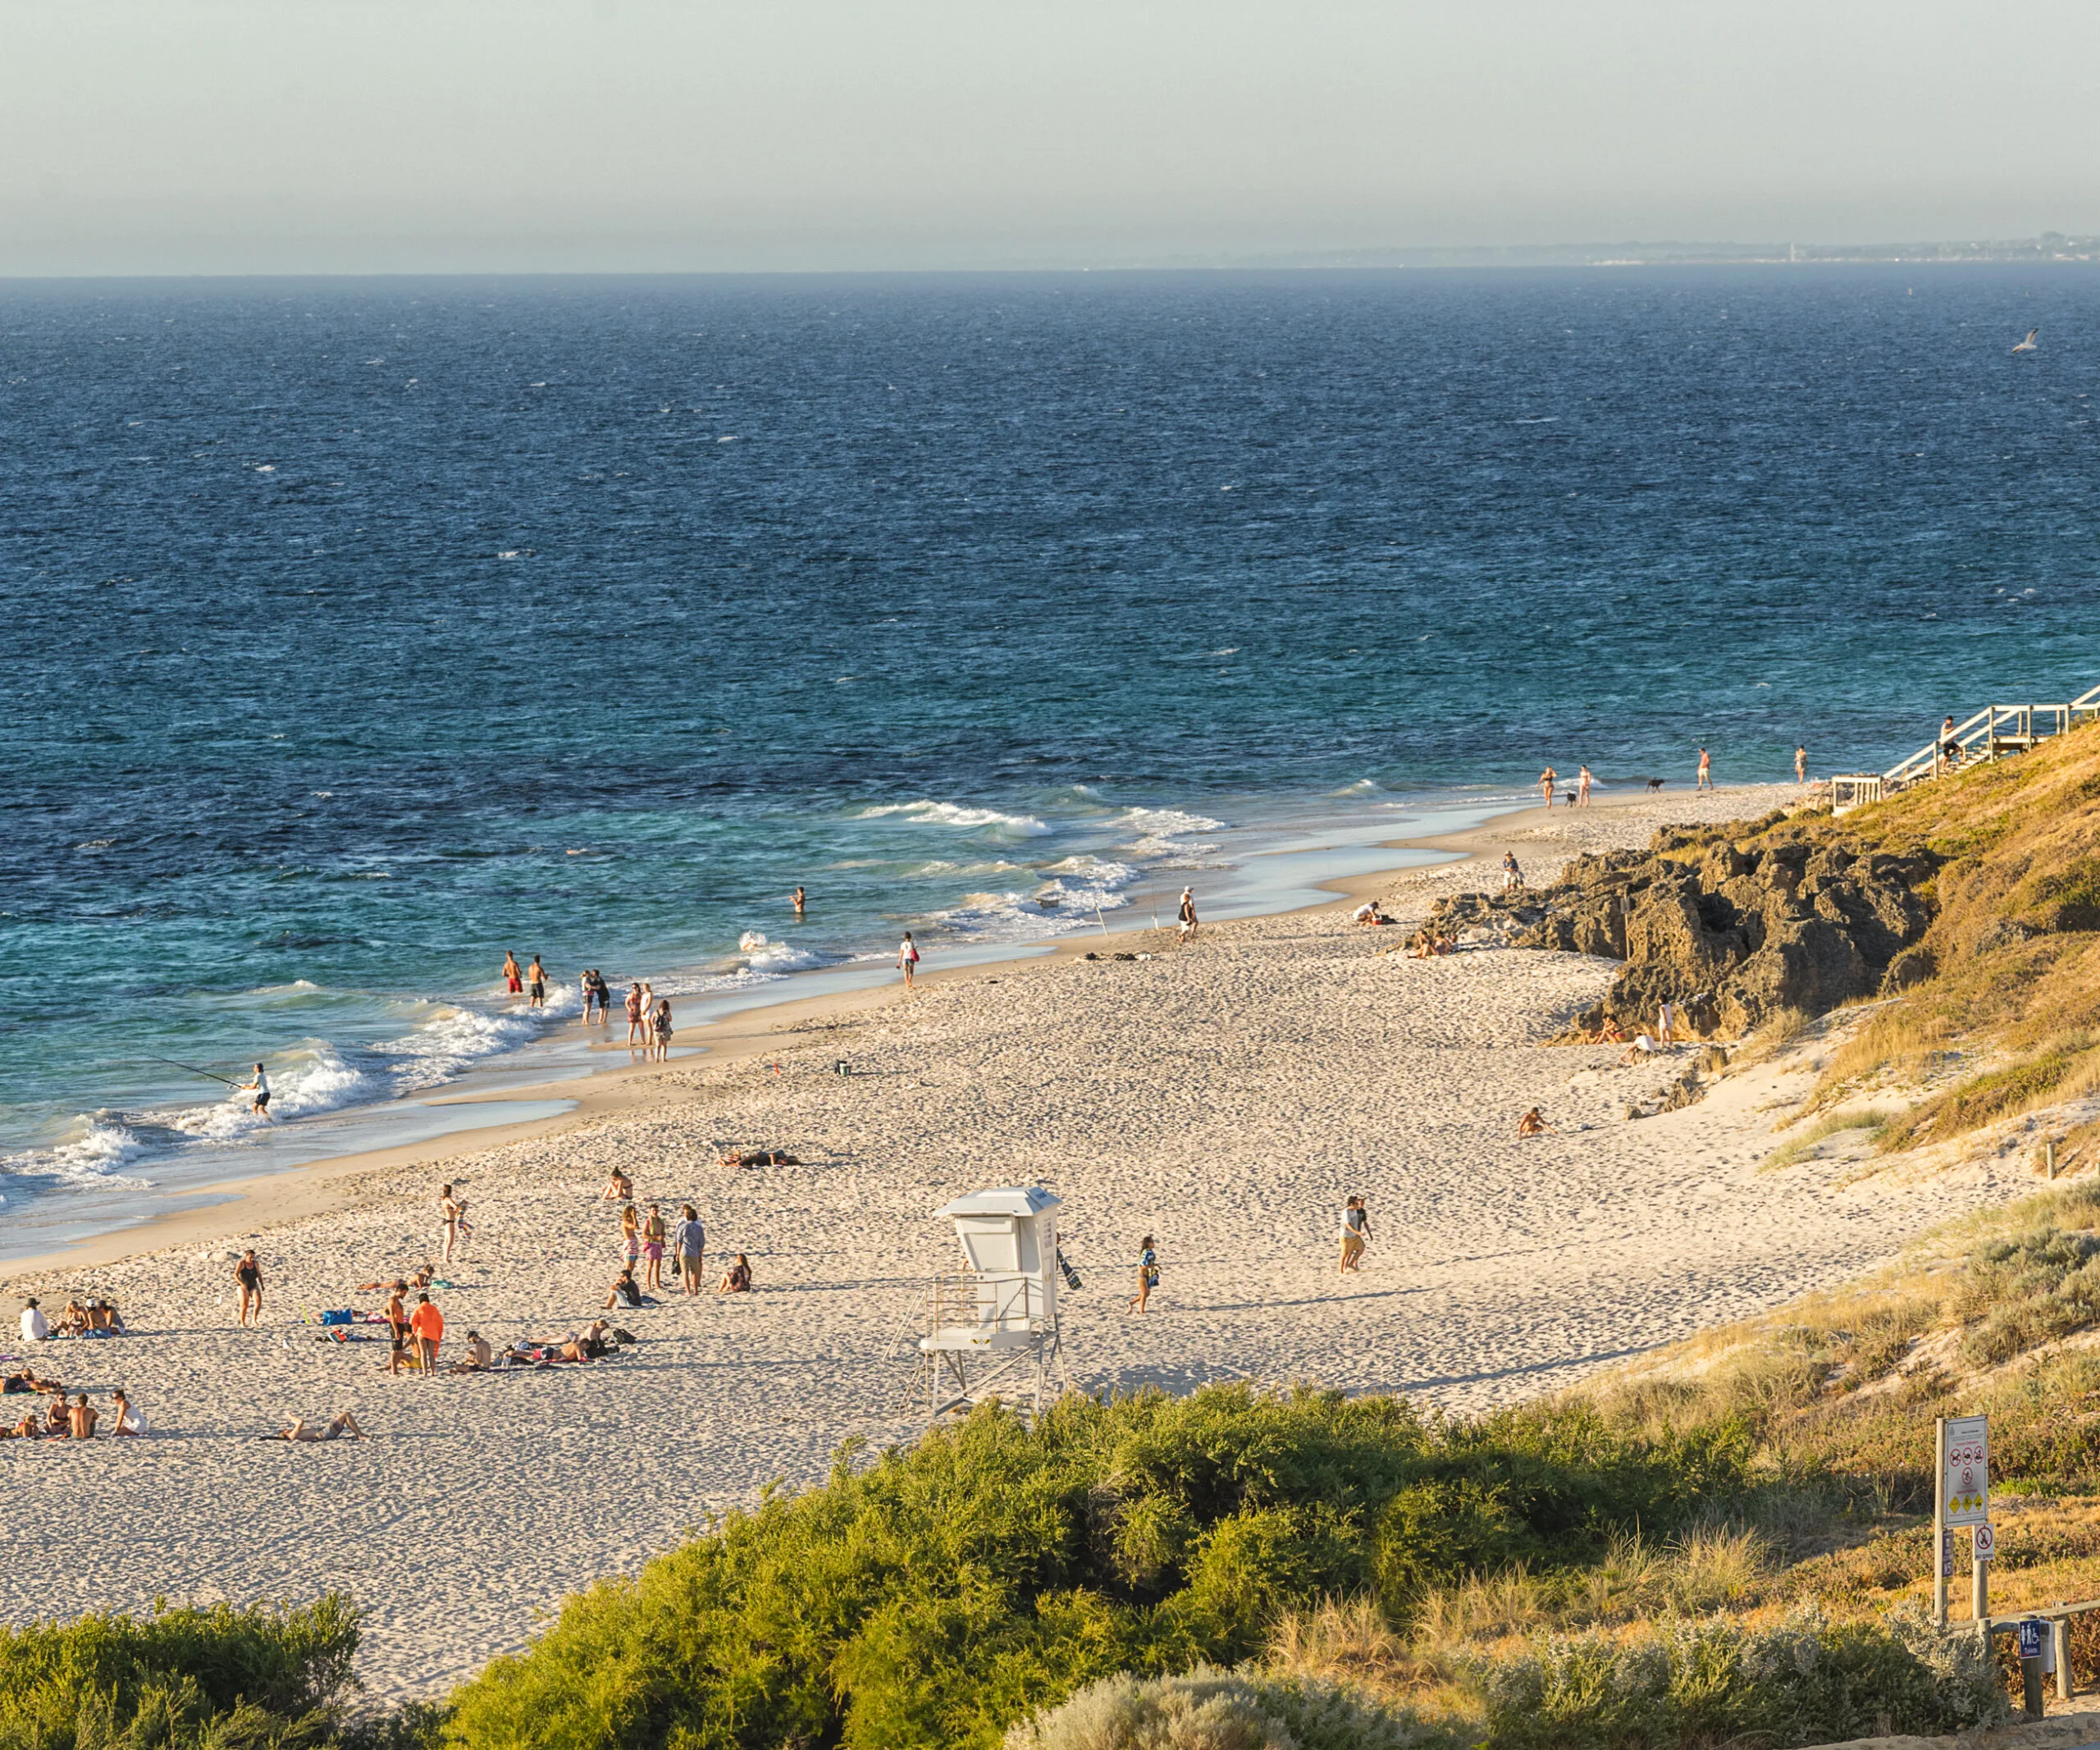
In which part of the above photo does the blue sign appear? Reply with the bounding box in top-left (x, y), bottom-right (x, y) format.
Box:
top-left (2019, 1620), bottom-right (2046, 1661)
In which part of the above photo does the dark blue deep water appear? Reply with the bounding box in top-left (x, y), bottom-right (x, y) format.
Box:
top-left (4, 266), bottom-right (2098, 1223)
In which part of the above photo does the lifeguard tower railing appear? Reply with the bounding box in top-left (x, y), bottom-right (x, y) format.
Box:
top-left (1831, 683), bottom-right (2100, 816)
top-left (923, 1272), bottom-right (1053, 1346)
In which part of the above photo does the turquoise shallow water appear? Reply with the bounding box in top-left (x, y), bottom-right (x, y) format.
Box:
top-left (3, 265), bottom-right (2098, 1245)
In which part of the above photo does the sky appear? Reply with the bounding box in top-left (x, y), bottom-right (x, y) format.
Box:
top-left (3, 0), bottom-right (2098, 275)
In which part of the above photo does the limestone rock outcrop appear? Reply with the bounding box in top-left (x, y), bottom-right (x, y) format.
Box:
top-left (1425, 826), bottom-right (1939, 1038)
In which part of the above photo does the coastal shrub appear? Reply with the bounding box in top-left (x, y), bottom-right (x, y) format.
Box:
top-left (0, 1596), bottom-right (361, 1750)
top-left (1000, 1666), bottom-right (1464, 1750)
top-left (438, 1386), bottom-right (1749, 1750)
top-left (1467, 1606), bottom-right (2009, 1750)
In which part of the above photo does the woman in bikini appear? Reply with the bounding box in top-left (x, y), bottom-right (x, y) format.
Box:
top-left (716, 1254), bottom-right (752, 1293)
top-left (619, 1204), bottom-right (641, 1271)
top-left (439, 1183), bottom-right (467, 1265)
top-left (600, 1169), bottom-right (633, 1204)
top-left (640, 1204), bottom-right (668, 1291)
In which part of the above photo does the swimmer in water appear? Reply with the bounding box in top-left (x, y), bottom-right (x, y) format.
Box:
top-left (792, 885), bottom-right (806, 916)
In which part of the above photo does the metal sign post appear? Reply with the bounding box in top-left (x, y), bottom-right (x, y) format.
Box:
top-left (1933, 1418), bottom-right (1947, 1626)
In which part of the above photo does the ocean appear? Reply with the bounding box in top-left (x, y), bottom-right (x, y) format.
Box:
top-left (4, 264), bottom-right (2098, 1254)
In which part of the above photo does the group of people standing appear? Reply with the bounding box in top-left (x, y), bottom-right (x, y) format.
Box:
top-left (497, 955), bottom-right (676, 1060)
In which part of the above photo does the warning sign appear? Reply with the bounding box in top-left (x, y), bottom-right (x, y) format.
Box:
top-left (1943, 1415), bottom-right (1989, 1526)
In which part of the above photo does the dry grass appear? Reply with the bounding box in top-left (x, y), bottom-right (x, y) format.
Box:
top-left (1763, 1108), bottom-right (1895, 1172)
top-left (1792, 721), bottom-right (2100, 1149)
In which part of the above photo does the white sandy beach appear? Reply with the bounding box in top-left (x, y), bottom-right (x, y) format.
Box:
top-left (0, 784), bottom-right (2040, 1702)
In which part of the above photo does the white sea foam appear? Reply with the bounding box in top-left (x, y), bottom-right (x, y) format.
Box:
top-left (1118, 806), bottom-right (1226, 839)
top-left (856, 800), bottom-right (1052, 836)
top-left (0, 1118), bottom-right (158, 1190)
top-left (737, 931), bottom-right (827, 974)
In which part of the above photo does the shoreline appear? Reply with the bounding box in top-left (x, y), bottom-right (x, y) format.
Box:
top-left (16, 774), bottom-right (2023, 1708)
top-left (0, 780), bottom-right (1747, 1282)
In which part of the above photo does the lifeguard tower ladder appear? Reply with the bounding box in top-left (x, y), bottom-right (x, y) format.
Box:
top-left (915, 1186), bottom-right (1067, 1425)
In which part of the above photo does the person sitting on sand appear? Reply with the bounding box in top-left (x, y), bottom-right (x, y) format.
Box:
top-left (452, 1331), bottom-right (494, 1373)
top-left (1352, 901), bottom-right (1393, 926)
top-left (600, 1170), bottom-right (634, 1204)
top-left (67, 1393), bottom-right (98, 1439)
top-left (1618, 1033), bottom-right (1659, 1066)
top-left (1596, 1017), bottom-right (1628, 1044)
top-left (605, 1265), bottom-right (648, 1310)
top-left (89, 1298), bottom-right (126, 1336)
top-left (1517, 1107), bottom-right (1551, 1138)
top-left (717, 1254), bottom-right (752, 1294)
top-left (55, 1299), bottom-right (91, 1336)
top-left (45, 1396), bottom-right (72, 1437)
top-left (277, 1410), bottom-right (364, 1442)
top-left (109, 1388), bottom-right (145, 1437)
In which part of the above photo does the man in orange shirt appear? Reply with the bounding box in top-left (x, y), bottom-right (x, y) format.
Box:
top-left (409, 1293), bottom-right (444, 1374)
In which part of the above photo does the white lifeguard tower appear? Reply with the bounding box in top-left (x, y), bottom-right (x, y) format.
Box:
top-left (915, 1186), bottom-right (1068, 1424)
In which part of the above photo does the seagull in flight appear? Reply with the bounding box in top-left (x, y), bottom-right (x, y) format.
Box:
top-left (2013, 327), bottom-right (2040, 354)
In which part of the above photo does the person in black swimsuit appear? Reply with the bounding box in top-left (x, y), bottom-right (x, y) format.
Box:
top-left (235, 1250), bottom-right (263, 1327)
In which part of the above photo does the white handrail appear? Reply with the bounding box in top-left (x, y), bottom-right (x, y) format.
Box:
top-left (1878, 690), bottom-right (2100, 791)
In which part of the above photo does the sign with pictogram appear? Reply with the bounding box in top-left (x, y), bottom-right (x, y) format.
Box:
top-left (1942, 1415), bottom-right (1989, 1526)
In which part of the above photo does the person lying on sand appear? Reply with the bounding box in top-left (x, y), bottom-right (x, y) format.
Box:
top-left (3, 1367), bottom-right (57, 1396)
top-left (276, 1410), bottom-right (364, 1442)
top-left (717, 1254), bottom-right (752, 1293)
top-left (2, 1409), bottom-right (43, 1440)
top-left (1517, 1107), bottom-right (1553, 1137)
top-left (601, 1170), bottom-right (634, 1203)
top-left (719, 1149), bottom-right (800, 1168)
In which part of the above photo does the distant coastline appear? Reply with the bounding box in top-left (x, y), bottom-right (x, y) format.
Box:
top-left (1184, 231), bottom-right (2100, 270)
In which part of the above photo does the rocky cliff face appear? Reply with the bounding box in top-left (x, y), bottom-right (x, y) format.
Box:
top-left (1427, 824), bottom-right (1941, 1038)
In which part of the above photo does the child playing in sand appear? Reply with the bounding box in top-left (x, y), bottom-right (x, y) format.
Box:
top-left (1517, 1107), bottom-right (1552, 1137)
top-left (1128, 1236), bottom-right (1160, 1312)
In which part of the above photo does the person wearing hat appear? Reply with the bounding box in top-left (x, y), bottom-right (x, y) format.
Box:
top-left (19, 1299), bottom-right (49, 1342)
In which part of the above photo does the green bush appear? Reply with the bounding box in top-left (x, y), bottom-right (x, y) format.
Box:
top-left (1468, 1605), bottom-right (2009, 1750)
top-left (0, 1597), bottom-right (362, 1750)
top-left (439, 1387), bottom-right (1751, 1750)
top-left (1002, 1666), bottom-right (1463, 1750)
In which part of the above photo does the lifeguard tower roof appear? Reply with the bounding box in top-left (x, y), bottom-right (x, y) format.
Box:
top-left (935, 1186), bottom-right (1061, 1218)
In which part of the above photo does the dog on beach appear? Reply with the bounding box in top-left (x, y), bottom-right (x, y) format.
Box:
top-left (1645, 777), bottom-right (1665, 793)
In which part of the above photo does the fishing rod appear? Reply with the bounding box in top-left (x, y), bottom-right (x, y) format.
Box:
top-left (152, 1057), bottom-right (243, 1088)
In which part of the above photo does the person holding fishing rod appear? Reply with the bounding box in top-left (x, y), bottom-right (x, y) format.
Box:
top-left (156, 1058), bottom-right (270, 1120)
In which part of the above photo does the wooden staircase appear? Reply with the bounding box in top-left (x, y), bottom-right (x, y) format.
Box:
top-left (1831, 685), bottom-right (2100, 815)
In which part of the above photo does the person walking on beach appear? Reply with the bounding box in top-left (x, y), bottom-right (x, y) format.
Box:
top-left (624, 982), bottom-right (645, 1047)
top-left (1127, 1236), bottom-right (1160, 1313)
top-left (503, 951), bottom-right (523, 997)
top-left (1339, 1197), bottom-right (1371, 1274)
top-left (235, 1250), bottom-right (263, 1327)
top-left (527, 955), bottom-right (547, 1009)
top-left (1538, 766), bottom-right (1557, 807)
top-left (1177, 888), bottom-right (1199, 944)
top-left (409, 1293), bottom-right (444, 1374)
top-left (674, 1204), bottom-right (705, 1296)
top-left (641, 1203), bottom-right (668, 1291)
top-left (241, 1063), bottom-right (271, 1119)
top-left (1795, 745), bottom-right (1808, 786)
top-left (439, 1182), bottom-right (467, 1265)
top-left (897, 931), bottom-right (920, 989)
top-left (1696, 747), bottom-right (1712, 790)
top-left (1577, 765), bottom-right (1593, 807)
